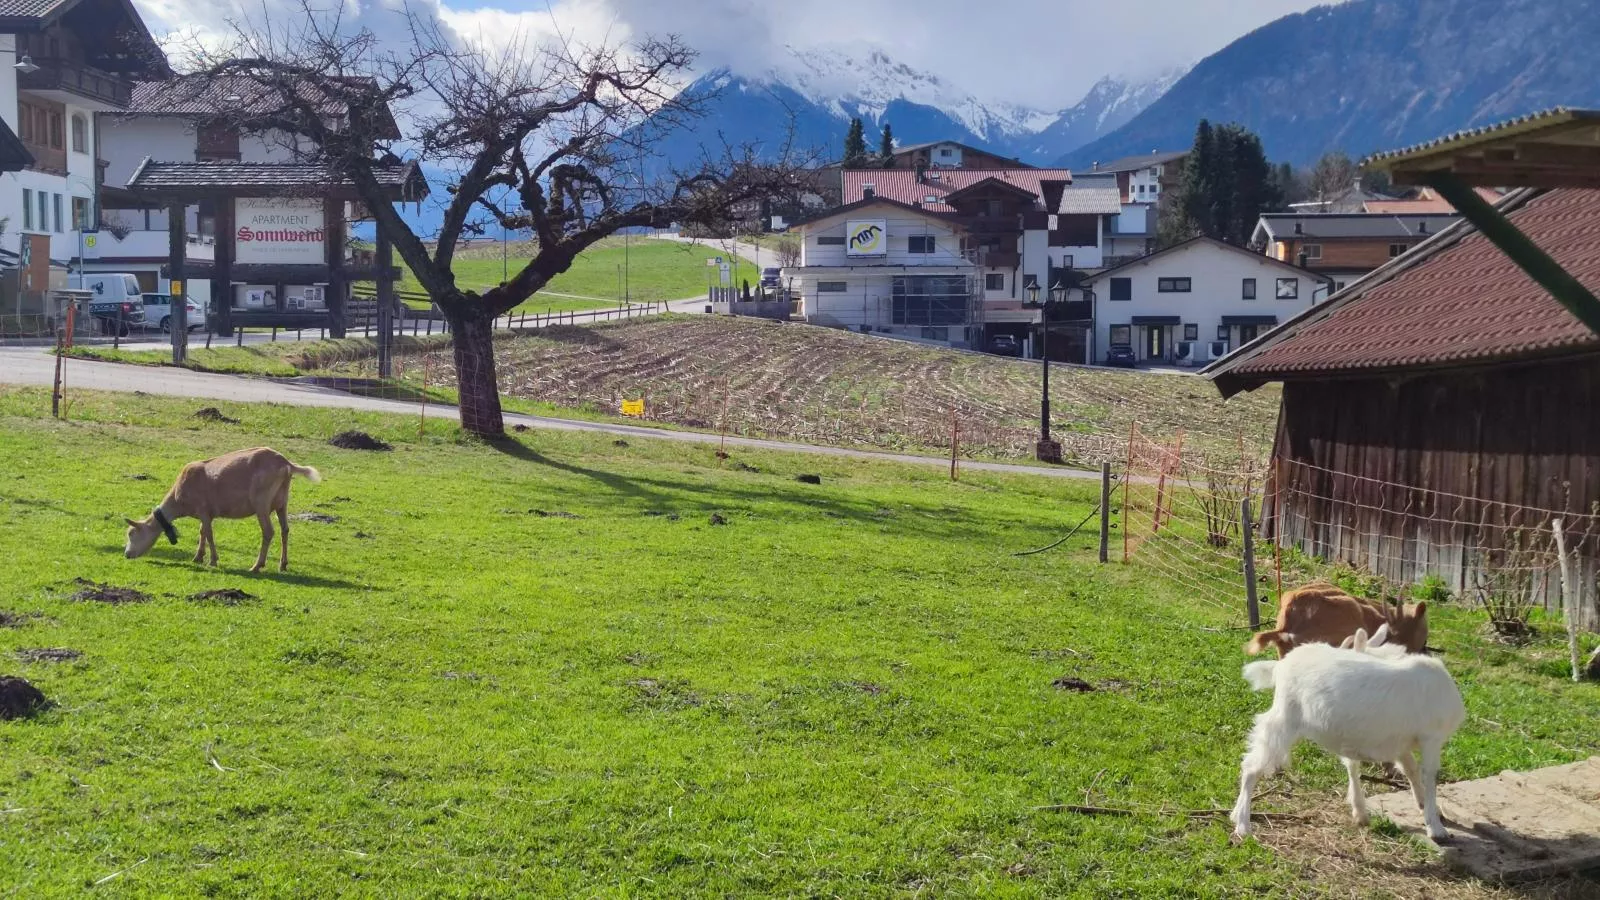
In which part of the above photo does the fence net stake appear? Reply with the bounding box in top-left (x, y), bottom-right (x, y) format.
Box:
top-left (1099, 462), bottom-right (1112, 563)
top-left (1242, 497), bottom-right (1260, 629)
top-left (1552, 518), bottom-right (1581, 682)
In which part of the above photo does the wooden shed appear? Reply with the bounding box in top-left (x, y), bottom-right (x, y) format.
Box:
top-left (1203, 187), bottom-right (1600, 628)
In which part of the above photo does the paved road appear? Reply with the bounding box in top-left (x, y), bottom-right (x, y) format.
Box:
top-left (0, 346), bottom-right (1098, 481)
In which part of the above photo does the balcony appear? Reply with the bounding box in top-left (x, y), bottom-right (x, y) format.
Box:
top-left (19, 59), bottom-right (133, 110)
top-left (980, 250), bottom-right (1021, 268)
top-left (964, 214), bottom-right (1023, 234)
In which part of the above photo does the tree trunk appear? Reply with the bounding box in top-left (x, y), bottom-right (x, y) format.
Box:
top-left (446, 306), bottom-right (504, 436)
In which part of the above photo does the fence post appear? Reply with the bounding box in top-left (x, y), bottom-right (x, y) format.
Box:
top-left (51, 332), bottom-right (64, 418)
top-left (1552, 518), bottom-right (1581, 683)
top-left (1099, 462), bottom-right (1112, 563)
top-left (949, 407), bottom-right (959, 481)
top-left (1242, 497), bottom-right (1260, 629)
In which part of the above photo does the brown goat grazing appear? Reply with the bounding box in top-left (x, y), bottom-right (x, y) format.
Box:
top-left (124, 447), bottom-right (322, 572)
top-left (1244, 582), bottom-right (1429, 658)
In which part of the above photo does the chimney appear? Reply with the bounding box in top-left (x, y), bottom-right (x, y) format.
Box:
top-left (1418, 220), bottom-right (1428, 234)
top-left (1293, 222), bottom-right (1303, 235)
top-left (915, 163), bottom-right (927, 184)
top-left (1091, 161), bottom-right (1099, 172)
top-left (863, 183), bottom-right (876, 199)
top-left (1297, 251), bottom-right (1309, 268)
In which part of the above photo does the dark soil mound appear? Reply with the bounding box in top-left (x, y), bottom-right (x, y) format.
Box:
top-left (795, 474), bottom-right (822, 485)
top-left (328, 431), bottom-right (392, 451)
top-left (1051, 676), bottom-right (1097, 692)
top-left (290, 512), bottom-right (339, 524)
top-left (14, 648), bottom-right (80, 663)
top-left (0, 611), bottom-right (34, 628)
top-left (67, 578), bottom-right (150, 605)
top-left (192, 407), bottom-right (240, 424)
top-left (0, 676), bottom-right (48, 719)
top-left (709, 513), bottom-right (728, 526)
top-left (531, 509), bottom-right (580, 519)
top-left (189, 588), bottom-right (258, 606)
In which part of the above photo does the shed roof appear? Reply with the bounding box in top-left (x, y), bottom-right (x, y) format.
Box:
top-left (0, 117), bottom-right (33, 173)
top-left (1057, 184), bottom-right (1127, 215)
top-left (843, 167), bottom-right (1073, 212)
top-left (126, 159), bottom-right (429, 202)
top-left (1204, 188), bottom-right (1600, 396)
top-left (1364, 107), bottom-right (1600, 190)
top-left (130, 74), bottom-right (401, 140)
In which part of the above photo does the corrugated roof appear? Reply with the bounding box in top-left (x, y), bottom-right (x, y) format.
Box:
top-left (843, 167), bottom-right (1072, 212)
top-left (1363, 108), bottom-right (1600, 169)
top-left (1255, 213), bottom-right (1460, 241)
top-left (1208, 188), bottom-right (1600, 392)
top-left (1057, 186), bottom-right (1123, 215)
top-left (126, 159), bottom-right (427, 200)
top-left (0, 0), bottom-right (73, 20)
top-left (1089, 150), bottom-right (1187, 174)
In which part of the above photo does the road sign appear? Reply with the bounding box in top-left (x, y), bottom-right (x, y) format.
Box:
top-left (719, 264), bottom-right (731, 286)
top-left (81, 232), bottom-right (100, 259)
top-left (620, 398), bottom-right (645, 417)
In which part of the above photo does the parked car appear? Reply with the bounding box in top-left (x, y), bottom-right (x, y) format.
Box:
top-left (81, 273), bottom-right (147, 336)
top-left (988, 334), bottom-right (1022, 357)
top-left (1104, 345), bottom-right (1138, 368)
top-left (760, 267), bottom-right (781, 288)
top-left (141, 293), bottom-right (206, 333)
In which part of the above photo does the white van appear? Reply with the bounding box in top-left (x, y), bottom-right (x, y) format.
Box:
top-left (81, 273), bottom-right (147, 335)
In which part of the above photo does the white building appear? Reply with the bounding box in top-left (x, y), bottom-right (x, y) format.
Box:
top-left (1081, 236), bottom-right (1329, 367)
top-left (0, 0), bottom-right (165, 264)
top-left (781, 197), bottom-right (980, 346)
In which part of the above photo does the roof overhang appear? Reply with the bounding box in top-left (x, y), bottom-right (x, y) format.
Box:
top-left (125, 158), bottom-right (429, 203)
top-left (1364, 107), bottom-right (1600, 190)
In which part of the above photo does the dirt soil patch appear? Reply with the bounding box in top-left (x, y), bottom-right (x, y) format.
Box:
top-left (192, 407), bottom-right (241, 424)
top-left (709, 513), bottom-right (729, 526)
top-left (532, 509), bottom-right (580, 519)
top-left (0, 611), bottom-right (39, 628)
top-left (67, 578), bottom-right (150, 605)
top-left (795, 474), bottom-right (822, 485)
top-left (290, 512), bottom-right (339, 524)
top-left (1051, 676), bottom-right (1097, 692)
top-left (0, 676), bottom-right (48, 720)
top-left (14, 648), bottom-right (81, 663)
top-left (189, 588), bottom-right (258, 606)
top-left (328, 431), bottom-right (392, 451)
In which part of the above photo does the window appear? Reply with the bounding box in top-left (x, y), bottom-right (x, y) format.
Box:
top-left (1335, 281), bottom-right (1346, 291)
top-left (1275, 277), bottom-right (1299, 300)
top-left (37, 192), bottom-right (48, 232)
top-left (908, 235), bottom-right (936, 254)
top-left (1109, 277), bottom-right (1132, 301)
top-left (985, 199), bottom-right (1002, 217)
top-left (816, 236), bottom-right (845, 246)
top-left (817, 281), bottom-right (847, 292)
top-left (1157, 277), bottom-right (1191, 293)
top-left (72, 197), bottom-right (90, 231)
top-left (52, 194), bottom-right (62, 233)
top-left (1217, 325), bottom-right (1230, 340)
top-left (70, 115), bottom-right (87, 153)
top-left (892, 275), bottom-right (967, 326)
top-left (939, 147), bottom-right (953, 157)
top-left (1183, 323), bottom-right (1198, 341)
top-left (984, 273), bottom-right (1005, 291)
top-left (1242, 277), bottom-right (1257, 299)
top-left (1109, 325), bottom-right (1132, 346)
top-left (1303, 243), bottom-right (1322, 260)
top-left (861, 183), bottom-right (875, 199)
top-left (923, 194), bottom-right (938, 203)
top-left (1389, 243), bottom-right (1407, 258)
top-left (47, 111), bottom-right (62, 149)
top-left (21, 189), bottom-right (32, 231)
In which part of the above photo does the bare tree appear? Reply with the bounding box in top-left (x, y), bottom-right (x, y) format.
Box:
top-left (179, 4), bottom-right (810, 436)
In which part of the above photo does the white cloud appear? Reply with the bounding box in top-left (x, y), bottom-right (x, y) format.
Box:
top-left (131, 0), bottom-right (1339, 110)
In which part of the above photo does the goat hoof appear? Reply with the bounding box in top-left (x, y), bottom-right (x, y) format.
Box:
top-left (1230, 828), bottom-right (1250, 844)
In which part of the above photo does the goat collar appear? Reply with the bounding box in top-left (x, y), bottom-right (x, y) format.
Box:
top-left (152, 507), bottom-right (178, 544)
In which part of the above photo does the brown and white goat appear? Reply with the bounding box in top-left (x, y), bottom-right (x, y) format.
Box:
top-left (124, 447), bottom-right (321, 572)
top-left (1244, 582), bottom-right (1429, 658)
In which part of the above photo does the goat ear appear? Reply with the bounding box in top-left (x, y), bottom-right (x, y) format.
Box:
top-left (1412, 601), bottom-right (1427, 618)
top-left (124, 517), bottom-right (139, 527)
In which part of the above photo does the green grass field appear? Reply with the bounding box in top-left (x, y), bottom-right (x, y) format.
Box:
top-left (1, 388), bottom-right (1596, 896)
top-left (376, 238), bottom-right (759, 311)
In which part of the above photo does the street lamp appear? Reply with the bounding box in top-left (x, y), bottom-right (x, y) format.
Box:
top-left (13, 54), bottom-right (38, 75)
top-left (1025, 277), bottom-right (1068, 463)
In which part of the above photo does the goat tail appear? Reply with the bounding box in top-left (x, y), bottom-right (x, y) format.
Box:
top-left (1242, 660), bottom-right (1278, 692)
top-left (1244, 629), bottom-right (1287, 656)
top-left (290, 464), bottom-right (323, 483)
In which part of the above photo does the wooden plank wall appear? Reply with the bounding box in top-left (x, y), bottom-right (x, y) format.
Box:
top-left (1265, 356), bottom-right (1600, 630)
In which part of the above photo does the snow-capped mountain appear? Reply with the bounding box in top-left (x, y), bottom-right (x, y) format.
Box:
top-left (646, 45), bottom-right (1180, 170)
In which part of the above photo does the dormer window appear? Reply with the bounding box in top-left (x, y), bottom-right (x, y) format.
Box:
top-left (862, 183), bottom-right (875, 199)
top-left (923, 195), bottom-right (937, 203)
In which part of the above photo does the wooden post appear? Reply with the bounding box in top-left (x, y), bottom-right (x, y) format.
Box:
top-left (168, 203), bottom-right (188, 364)
top-left (948, 408), bottom-right (960, 481)
top-left (375, 224), bottom-right (394, 379)
top-left (325, 197), bottom-right (348, 339)
top-left (1552, 518), bottom-right (1581, 683)
top-left (1122, 423), bottom-right (1137, 563)
top-left (717, 377), bottom-right (732, 458)
top-left (51, 332), bottom-right (64, 418)
top-left (419, 352), bottom-right (429, 437)
top-left (1242, 497), bottom-right (1260, 629)
top-left (213, 198), bottom-right (234, 337)
top-left (1099, 462), bottom-right (1112, 563)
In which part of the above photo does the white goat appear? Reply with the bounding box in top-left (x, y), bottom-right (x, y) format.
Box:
top-left (124, 447), bottom-right (321, 572)
top-left (1230, 626), bottom-right (1465, 842)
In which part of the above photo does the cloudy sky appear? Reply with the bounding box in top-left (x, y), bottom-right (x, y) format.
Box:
top-left (135, 0), bottom-right (1336, 110)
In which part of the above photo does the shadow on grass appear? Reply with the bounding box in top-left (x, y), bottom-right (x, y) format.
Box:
top-left (483, 435), bottom-right (661, 505)
top-left (135, 554), bottom-right (370, 589)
